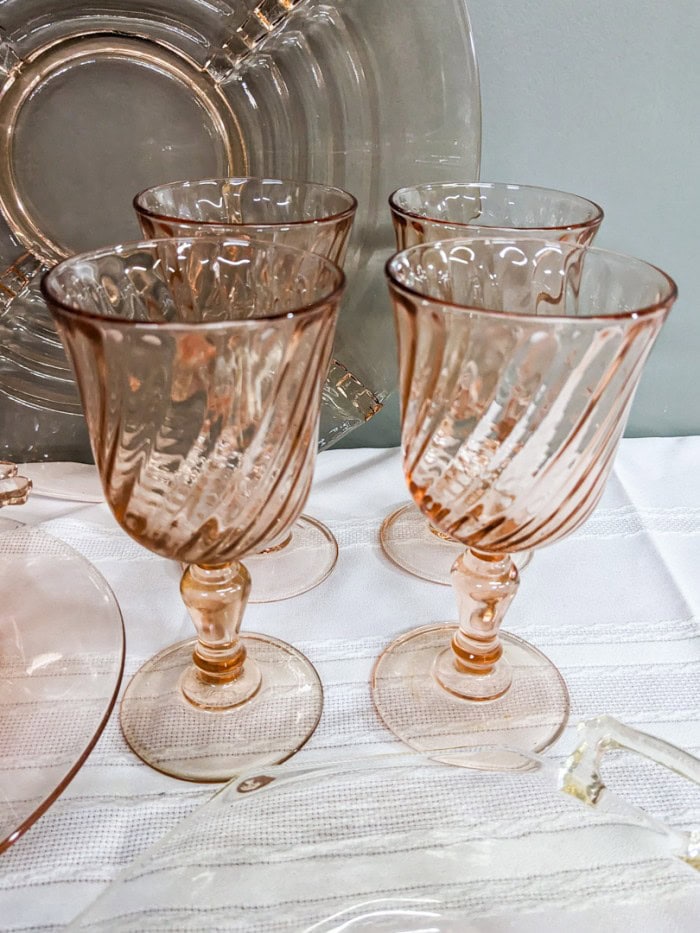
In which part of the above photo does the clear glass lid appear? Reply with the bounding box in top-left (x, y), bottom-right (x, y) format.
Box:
top-left (70, 717), bottom-right (699, 931)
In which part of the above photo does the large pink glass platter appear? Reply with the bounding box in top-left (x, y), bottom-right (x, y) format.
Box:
top-left (0, 0), bottom-right (481, 461)
top-left (0, 517), bottom-right (125, 852)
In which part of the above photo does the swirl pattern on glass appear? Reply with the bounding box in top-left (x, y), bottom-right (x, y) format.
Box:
top-left (389, 238), bottom-right (675, 554)
top-left (44, 237), bottom-right (341, 565)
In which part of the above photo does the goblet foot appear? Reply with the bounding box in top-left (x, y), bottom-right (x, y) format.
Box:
top-left (120, 634), bottom-right (323, 782)
top-left (371, 623), bottom-right (569, 770)
top-left (380, 504), bottom-right (533, 585)
top-left (243, 515), bottom-right (338, 603)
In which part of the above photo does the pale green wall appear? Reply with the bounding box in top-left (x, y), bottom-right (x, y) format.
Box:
top-left (347, 0), bottom-right (700, 446)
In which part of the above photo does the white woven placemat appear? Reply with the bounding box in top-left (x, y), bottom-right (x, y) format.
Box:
top-left (2, 440), bottom-right (699, 930)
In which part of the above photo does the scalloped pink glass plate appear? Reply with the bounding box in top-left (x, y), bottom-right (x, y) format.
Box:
top-left (0, 0), bottom-right (481, 460)
top-left (0, 517), bottom-right (125, 852)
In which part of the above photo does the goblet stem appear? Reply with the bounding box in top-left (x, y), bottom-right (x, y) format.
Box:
top-left (179, 561), bottom-right (262, 711)
top-left (433, 548), bottom-right (519, 701)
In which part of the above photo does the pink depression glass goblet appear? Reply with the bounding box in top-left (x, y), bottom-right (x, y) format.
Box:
top-left (42, 236), bottom-right (344, 782)
top-left (134, 177), bottom-right (358, 603)
top-left (381, 182), bottom-right (604, 586)
top-left (372, 236), bottom-right (676, 765)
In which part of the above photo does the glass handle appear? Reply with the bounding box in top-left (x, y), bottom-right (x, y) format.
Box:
top-left (0, 252), bottom-right (45, 304)
top-left (0, 462), bottom-right (31, 507)
top-left (207, 0), bottom-right (306, 81)
top-left (562, 714), bottom-right (700, 866)
top-left (318, 358), bottom-right (383, 451)
top-left (0, 30), bottom-right (21, 78)
top-left (238, 0), bottom-right (305, 49)
top-left (327, 358), bottom-right (382, 416)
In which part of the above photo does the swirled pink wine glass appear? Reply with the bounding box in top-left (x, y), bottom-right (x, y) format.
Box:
top-left (134, 178), bottom-right (358, 603)
top-left (381, 182), bottom-right (604, 586)
top-left (42, 236), bottom-right (344, 782)
top-left (372, 236), bottom-right (676, 765)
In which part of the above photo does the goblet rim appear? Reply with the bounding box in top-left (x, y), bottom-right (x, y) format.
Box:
top-left (133, 176), bottom-right (358, 229)
top-left (41, 235), bottom-right (346, 329)
top-left (385, 236), bottom-right (678, 325)
top-left (388, 181), bottom-right (604, 234)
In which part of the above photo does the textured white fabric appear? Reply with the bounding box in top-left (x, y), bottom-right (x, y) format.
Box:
top-left (1, 439), bottom-right (699, 930)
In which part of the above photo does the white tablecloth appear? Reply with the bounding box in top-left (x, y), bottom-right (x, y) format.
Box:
top-left (2, 440), bottom-right (700, 930)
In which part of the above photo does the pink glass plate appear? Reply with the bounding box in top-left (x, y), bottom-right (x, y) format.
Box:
top-left (0, 517), bottom-right (125, 852)
top-left (0, 0), bottom-right (481, 461)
